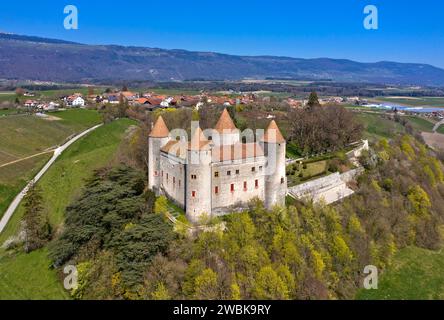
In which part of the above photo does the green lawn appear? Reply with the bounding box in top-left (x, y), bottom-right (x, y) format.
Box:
top-left (356, 113), bottom-right (405, 141)
top-left (437, 125), bottom-right (444, 134)
top-left (357, 246), bottom-right (444, 300)
top-left (404, 116), bottom-right (435, 133)
top-left (287, 160), bottom-right (328, 186)
top-left (0, 248), bottom-right (70, 300)
top-left (0, 119), bottom-right (136, 300)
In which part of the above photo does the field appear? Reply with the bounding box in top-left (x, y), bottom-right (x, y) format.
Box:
top-left (0, 118), bottom-right (136, 299)
top-left (403, 116), bottom-right (435, 132)
top-left (357, 245), bottom-right (444, 300)
top-left (356, 112), bottom-right (405, 141)
top-left (0, 248), bottom-right (69, 300)
top-left (437, 125), bottom-right (444, 134)
top-left (0, 109), bottom-right (102, 218)
top-left (374, 96), bottom-right (444, 107)
top-left (422, 132), bottom-right (444, 151)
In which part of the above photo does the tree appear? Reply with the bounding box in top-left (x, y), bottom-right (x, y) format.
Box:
top-left (23, 184), bottom-right (52, 253)
top-left (252, 266), bottom-right (289, 300)
top-left (307, 91), bottom-right (320, 109)
top-left (194, 268), bottom-right (218, 300)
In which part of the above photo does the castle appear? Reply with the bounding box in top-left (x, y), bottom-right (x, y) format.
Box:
top-left (148, 109), bottom-right (287, 223)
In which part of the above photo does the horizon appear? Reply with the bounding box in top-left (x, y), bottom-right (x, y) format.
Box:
top-left (1, 0), bottom-right (444, 68)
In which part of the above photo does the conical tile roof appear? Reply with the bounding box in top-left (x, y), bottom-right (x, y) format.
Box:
top-left (261, 120), bottom-right (285, 143)
top-left (149, 116), bottom-right (169, 138)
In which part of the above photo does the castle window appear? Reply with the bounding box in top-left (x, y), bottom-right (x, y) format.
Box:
top-left (255, 180), bottom-right (259, 188)
top-left (173, 177), bottom-right (176, 184)
top-left (192, 191), bottom-right (196, 198)
top-left (230, 184), bottom-right (235, 192)
top-left (236, 170), bottom-right (240, 175)
top-left (215, 172), bottom-right (219, 178)
top-left (227, 171), bottom-right (231, 176)
top-left (281, 177), bottom-right (285, 184)
top-left (161, 171), bottom-right (164, 177)
top-left (154, 171), bottom-right (158, 176)
top-left (243, 181), bottom-right (247, 191)
top-left (166, 173), bottom-right (169, 181)
top-left (191, 174), bottom-right (197, 180)
top-left (215, 186), bottom-right (219, 194)
top-left (179, 180), bottom-right (181, 187)
top-left (252, 167), bottom-right (256, 172)
top-left (259, 166), bottom-right (263, 171)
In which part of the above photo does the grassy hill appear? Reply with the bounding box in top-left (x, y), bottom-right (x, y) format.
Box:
top-left (356, 113), bottom-right (405, 141)
top-left (0, 109), bottom-right (102, 218)
top-left (0, 118), bottom-right (136, 300)
top-left (357, 246), bottom-right (444, 300)
top-left (404, 116), bottom-right (435, 133)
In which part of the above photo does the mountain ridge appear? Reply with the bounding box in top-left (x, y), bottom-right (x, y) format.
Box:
top-left (1, 33), bottom-right (444, 86)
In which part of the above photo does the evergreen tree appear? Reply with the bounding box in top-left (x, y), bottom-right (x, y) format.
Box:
top-left (307, 91), bottom-right (320, 109)
top-left (23, 184), bottom-right (52, 253)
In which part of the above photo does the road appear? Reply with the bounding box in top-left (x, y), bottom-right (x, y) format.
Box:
top-left (433, 119), bottom-right (444, 132)
top-left (0, 124), bottom-right (103, 234)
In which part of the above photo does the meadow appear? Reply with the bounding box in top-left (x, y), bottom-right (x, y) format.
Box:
top-left (404, 115), bottom-right (435, 133)
top-left (0, 118), bottom-right (136, 299)
top-left (357, 245), bottom-right (444, 300)
top-left (356, 112), bottom-right (405, 141)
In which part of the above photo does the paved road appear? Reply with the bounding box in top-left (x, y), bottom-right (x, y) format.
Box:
top-left (0, 124), bottom-right (103, 234)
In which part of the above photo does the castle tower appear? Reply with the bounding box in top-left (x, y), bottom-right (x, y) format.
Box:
top-left (261, 120), bottom-right (287, 209)
top-left (148, 116), bottom-right (170, 193)
top-left (186, 127), bottom-right (212, 224)
top-left (213, 109), bottom-right (240, 146)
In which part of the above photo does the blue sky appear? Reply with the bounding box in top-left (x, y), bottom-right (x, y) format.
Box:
top-left (1, 0), bottom-right (444, 67)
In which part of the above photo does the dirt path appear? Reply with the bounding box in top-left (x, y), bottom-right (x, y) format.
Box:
top-left (0, 150), bottom-right (55, 169)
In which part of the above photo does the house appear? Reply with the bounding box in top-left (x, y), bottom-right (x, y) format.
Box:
top-left (24, 100), bottom-right (37, 107)
top-left (65, 95), bottom-right (85, 107)
top-left (120, 91), bottom-right (139, 102)
top-left (148, 109), bottom-right (287, 224)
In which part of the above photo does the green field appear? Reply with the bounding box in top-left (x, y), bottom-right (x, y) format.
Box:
top-left (437, 125), bottom-right (444, 134)
top-left (0, 109), bottom-right (20, 116)
top-left (374, 96), bottom-right (444, 107)
top-left (0, 93), bottom-right (15, 103)
top-left (0, 118), bottom-right (136, 299)
top-left (404, 116), bottom-right (435, 133)
top-left (357, 246), bottom-right (444, 300)
top-left (0, 248), bottom-right (69, 300)
top-left (0, 154), bottom-right (51, 218)
top-left (0, 109), bottom-right (102, 218)
top-left (356, 113), bottom-right (405, 141)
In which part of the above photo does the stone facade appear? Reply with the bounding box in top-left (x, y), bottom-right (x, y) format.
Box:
top-left (148, 109), bottom-right (287, 223)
